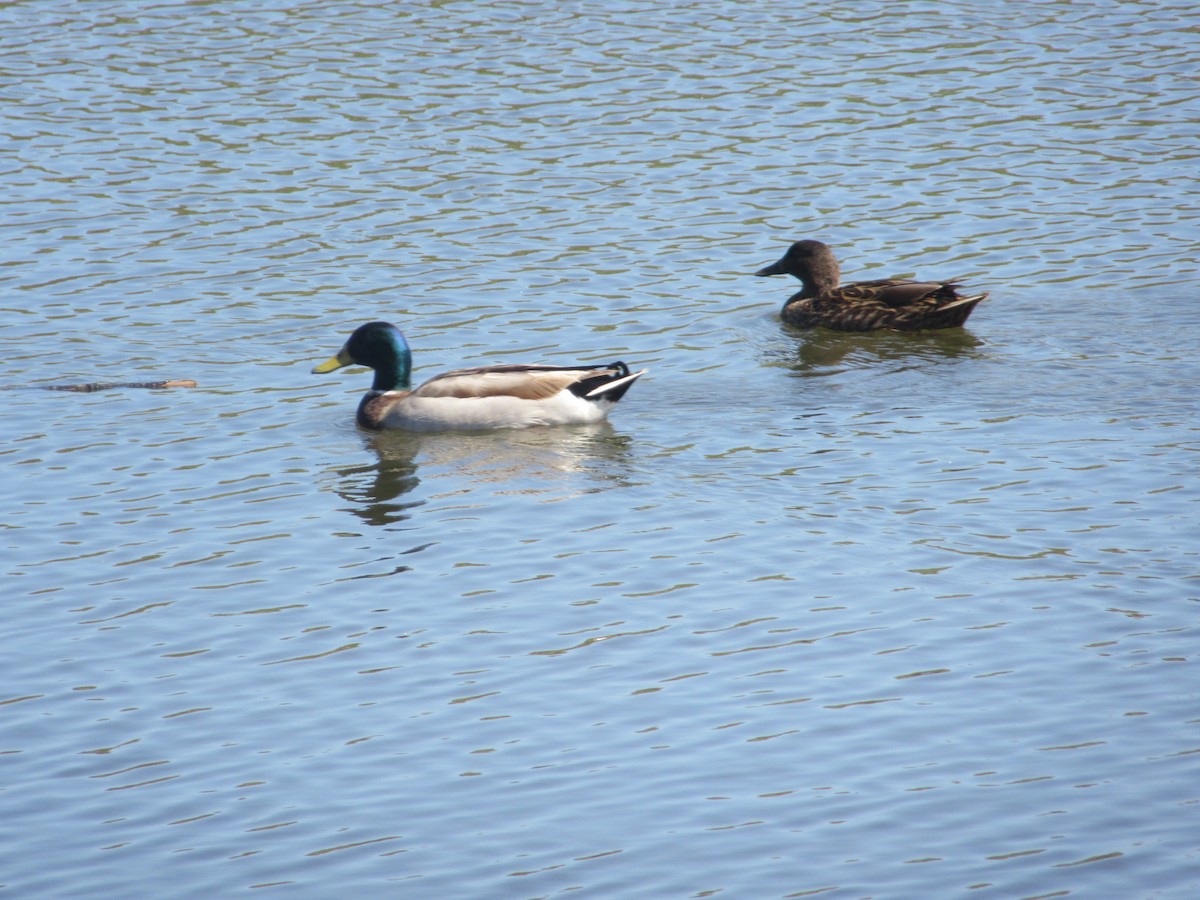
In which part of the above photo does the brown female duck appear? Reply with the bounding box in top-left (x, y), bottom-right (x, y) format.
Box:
top-left (755, 239), bottom-right (988, 331)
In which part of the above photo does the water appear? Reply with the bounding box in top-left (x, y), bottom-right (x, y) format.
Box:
top-left (2, 1), bottom-right (1198, 897)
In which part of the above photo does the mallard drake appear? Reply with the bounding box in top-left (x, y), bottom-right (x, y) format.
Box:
top-left (755, 239), bottom-right (988, 331)
top-left (312, 321), bottom-right (646, 432)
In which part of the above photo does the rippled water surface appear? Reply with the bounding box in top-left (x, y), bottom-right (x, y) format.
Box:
top-left (3, 1), bottom-right (1199, 897)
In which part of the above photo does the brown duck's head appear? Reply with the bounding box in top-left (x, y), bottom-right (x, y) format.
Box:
top-left (755, 239), bottom-right (841, 297)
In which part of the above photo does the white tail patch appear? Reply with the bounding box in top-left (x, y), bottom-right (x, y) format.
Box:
top-left (585, 369), bottom-right (647, 399)
top-left (941, 292), bottom-right (989, 311)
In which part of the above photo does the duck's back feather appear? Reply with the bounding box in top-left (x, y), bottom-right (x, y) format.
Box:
top-left (414, 365), bottom-right (586, 400)
top-left (837, 279), bottom-right (963, 308)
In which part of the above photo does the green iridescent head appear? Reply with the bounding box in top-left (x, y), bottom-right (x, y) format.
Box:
top-left (312, 321), bottom-right (413, 392)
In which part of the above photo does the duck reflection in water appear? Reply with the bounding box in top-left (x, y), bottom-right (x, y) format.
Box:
top-left (331, 423), bottom-right (638, 529)
top-left (333, 451), bottom-right (422, 529)
top-left (779, 325), bottom-right (987, 376)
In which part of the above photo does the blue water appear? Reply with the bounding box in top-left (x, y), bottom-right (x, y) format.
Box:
top-left (3, 1), bottom-right (1199, 897)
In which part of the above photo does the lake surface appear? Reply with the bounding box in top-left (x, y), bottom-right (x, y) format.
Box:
top-left (2, 1), bottom-right (1198, 897)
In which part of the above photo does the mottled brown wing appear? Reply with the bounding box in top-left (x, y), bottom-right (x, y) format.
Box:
top-left (840, 279), bottom-right (949, 308)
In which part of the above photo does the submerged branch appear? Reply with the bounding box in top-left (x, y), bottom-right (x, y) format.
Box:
top-left (2, 379), bottom-right (199, 392)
